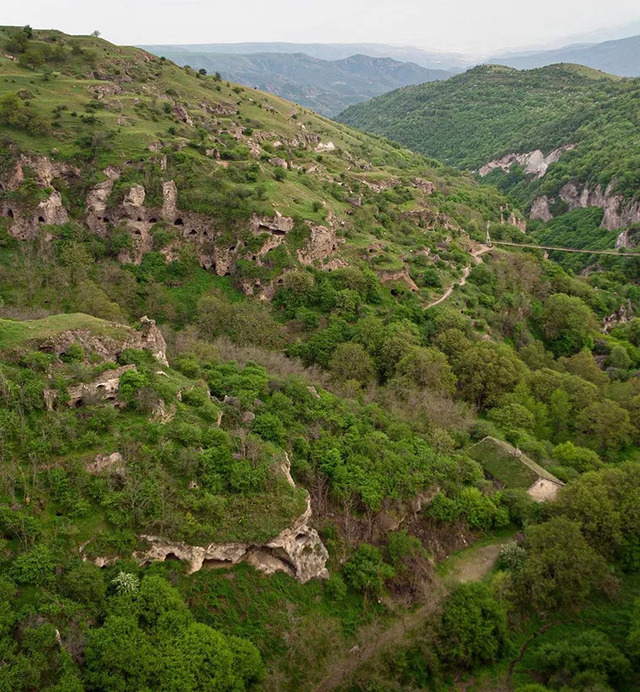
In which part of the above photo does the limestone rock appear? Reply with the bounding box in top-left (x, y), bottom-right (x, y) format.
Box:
top-left (172, 103), bottom-right (193, 126)
top-left (297, 218), bottom-right (339, 266)
top-left (162, 180), bottom-right (178, 218)
top-left (86, 452), bottom-right (124, 475)
top-left (412, 178), bottom-right (435, 194)
top-left (124, 184), bottom-right (145, 207)
top-left (250, 212), bottom-right (294, 235)
top-left (268, 157), bottom-right (288, 169)
top-left (67, 364), bottom-right (136, 407)
top-left (316, 141), bottom-right (336, 152)
top-left (530, 196), bottom-right (553, 223)
top-left (378, 267), bottom-right (419, 293)
top-left (478, 145), bottom-right (574, 179)
top-left (133, 452), bottom-right (328, 583)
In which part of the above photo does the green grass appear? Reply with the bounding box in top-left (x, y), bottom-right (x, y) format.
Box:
top-left (0, 312), bottom-right (129, 350)
top-left (468, 437), bottom-right (541, 488)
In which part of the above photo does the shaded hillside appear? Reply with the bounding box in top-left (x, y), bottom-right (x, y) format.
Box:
top-left (138, 49), bottom-right (451, 116)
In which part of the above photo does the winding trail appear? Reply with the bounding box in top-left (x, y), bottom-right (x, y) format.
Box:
top-left (424, 244), bottom-right (490, 310)
top-left (312, 535), bottom-right (513, 692)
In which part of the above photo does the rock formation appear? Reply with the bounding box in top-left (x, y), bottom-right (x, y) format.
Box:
top-left (66, 364), bottom-right (136, 407)
top-left (37, 316), bottom-right (168, 366)
top-left (479, 145), bottom-right (574, 179)
top-left (132, 454), bottom-right (329, 583)
top-left (531, 181), bottom-right (640, 231)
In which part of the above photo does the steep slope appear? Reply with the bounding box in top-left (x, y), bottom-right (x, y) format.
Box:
top-left (492, 34), bottom-right (640, 77)
top-left (339, 64), bottom-right (640, 230)
top-left (0, 26), bottom-right (520, 314)
top-left (137, 49), bottom-right (451, 117)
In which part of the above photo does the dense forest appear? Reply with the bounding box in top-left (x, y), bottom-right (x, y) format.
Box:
top-left (339, 63), bottom-right (640, 203)
top-left (0, 25), bottom-right (640, 691)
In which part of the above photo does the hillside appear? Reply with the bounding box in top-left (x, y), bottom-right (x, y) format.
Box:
top-left (137, 49), bottom-right (451, 117)
top-left (339, 63), bottom-right (640, 230)
top-left (2, 25), bottom-right (640, 692)
top-left (492, 34), bottom-right (640, 77)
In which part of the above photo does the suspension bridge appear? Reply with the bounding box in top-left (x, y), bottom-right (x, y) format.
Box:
top-left (485, 227), bottom-right (638, 257)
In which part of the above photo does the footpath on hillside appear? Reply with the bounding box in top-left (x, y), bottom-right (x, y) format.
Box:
top-left (312, 534), bottom-right (514, 691)
top-left (424, 244), bottom-right (490, 310)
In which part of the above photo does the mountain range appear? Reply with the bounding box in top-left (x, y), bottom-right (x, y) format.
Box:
top-left (492, 33), bottom-right (640, 76)
top-left (339, 63), bottom-right (640, 230)
top-left (139, 48), bottom-right (452, 116)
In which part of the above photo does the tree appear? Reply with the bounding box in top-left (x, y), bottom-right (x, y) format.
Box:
top-left (576, 400), bottom-right (633, 453)
top-left (453, 341), bottom-right (524, 410)
top-left (552, 441), bottom-right (602, 473)
top-left (438, 583), bottom-right (508, 667)
top-left (329, 342), bottom-right (375, 385)
top-left (514, 517), bottom-right (615, 613)
top-left (343, 544), bottom-right (394, 598)
top-left (558, 350), bottom-right (608, 387)
top-left (393, 346), bottom-right (457, 395)
top-left (198, 68), bottom-right (207, 76)
top-left (91, 30), bottom-right (101, 37)
top-left (532, 630), bottom-right (631, 690)
top-left (84, 616), bottom-right (155, 691)
top-left (536, 294), bottom-right (597, 356)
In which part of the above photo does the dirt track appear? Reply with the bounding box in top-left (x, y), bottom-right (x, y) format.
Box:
top-left (424, 245), bottom-right (490, 310)
top-left (312, 535), bottom-right (513, 691)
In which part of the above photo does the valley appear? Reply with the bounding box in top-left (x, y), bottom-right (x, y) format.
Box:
top-left (0, 21), bottom-right (639, 692)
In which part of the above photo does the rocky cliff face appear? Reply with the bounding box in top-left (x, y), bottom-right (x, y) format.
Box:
top-left (479, 145), bottom-right (575, 179)
top-left (530, 181), bottom-right (640, 231)
top-left (130, 455), bottom-right (329, 583)
top-left (1, 155), bottom-right (345, 291)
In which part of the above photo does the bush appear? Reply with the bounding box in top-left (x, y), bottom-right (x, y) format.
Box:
top-left (343, 544), bottom-right (395, 597)
top-left (12, 544), bottom-right (55, 586)
top-left (438, 583), bottom-right (508, 668)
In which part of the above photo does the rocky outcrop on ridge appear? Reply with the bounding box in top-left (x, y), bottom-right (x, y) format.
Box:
top-left (478, 145), bottom-right (575, 179)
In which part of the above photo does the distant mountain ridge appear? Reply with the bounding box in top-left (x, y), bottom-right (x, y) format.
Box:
top-left (140, 42), bottom-right (470, 71)
top-left (490, 34), bottom-right (640, 77)
top-left (140, 48), bottom-right (453, 116)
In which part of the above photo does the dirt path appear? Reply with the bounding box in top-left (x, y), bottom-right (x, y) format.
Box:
top-left (424, 245), bottom-right (490, 310)
top-left (312, 535), bottom-right (512, 691)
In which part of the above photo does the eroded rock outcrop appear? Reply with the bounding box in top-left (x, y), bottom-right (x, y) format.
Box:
top-left (133, 455), bottom-right (329, 583)
top-left (531, 181), bottom-right (640, 231)
top-left (378, 268), bottom-right (419, 293)
top-left (67, 364), bottom-right (136, 407)
top-left (479, 145), bottom-right (574, 179)
top-left (37, 316), bottom-right (168, 366)
top-left (86, 452), bottom-right (124, 475)
top-left (297, 220), bottom-right (340, 266)
top-left (250, 212), bottom-right (294, 235)
top-left (530, 196), bottom-right (553, 223)
top-left (603, 301), bottom-right (633, 333)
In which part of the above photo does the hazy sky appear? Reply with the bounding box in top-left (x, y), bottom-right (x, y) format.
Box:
top-left (6, 0), bottom-right (640, 55)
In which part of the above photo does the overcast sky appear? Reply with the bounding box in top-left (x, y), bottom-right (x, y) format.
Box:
top-left (5, 0), bottom-right (640, 55)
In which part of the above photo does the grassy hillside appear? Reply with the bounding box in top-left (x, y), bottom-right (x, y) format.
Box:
top-left (339, 63), bottom-right (640, 205)
top-left (138, 49), bottom-right (451, 117)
